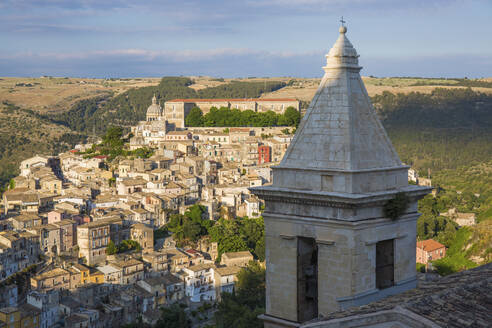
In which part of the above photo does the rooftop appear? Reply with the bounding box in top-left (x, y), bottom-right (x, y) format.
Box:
top-left (110, 258), bottom-right (143, 269)
top-left (167, 98), bottom-right (297, 103)
top-left (0, 307), bottom-right (18, 314)
top-left (143, 273), bottom-right (182, 286)
top-left (186, 263), bottom-right (215, 272)
top-left (222, 250), bottom-right (253, 259)
top-left (32, 268), bottom-right (69, 280)
top-left (417, 239), bottom-right (446, 252)
top-left (214, 265), bottom-right (242, 276)
top-left (65, 314), bottom-right (88, 324)
top-left (304, 263), bottom-right (492, 328)
top-left (97, 265), bottom-right (122, 275)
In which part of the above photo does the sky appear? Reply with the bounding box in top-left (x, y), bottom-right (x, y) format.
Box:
top-left (1, 0), bottom-right (491, 78)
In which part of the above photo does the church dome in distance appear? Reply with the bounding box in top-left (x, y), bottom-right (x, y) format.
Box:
top-left (146, 94), bottom-right (162, 121)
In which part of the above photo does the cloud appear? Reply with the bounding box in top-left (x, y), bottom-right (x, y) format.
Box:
top-left (0, 48), bottom-right (490, 79)
top-left (0, 0), bottom-right (489, 78)
top-left (0, 48), bottom-right (320, 62)
top-left (0, 48), bottom-right (323, 77)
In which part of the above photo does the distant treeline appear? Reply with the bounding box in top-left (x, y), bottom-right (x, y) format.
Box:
top-left (373, 88), bottom-right (492, 129)
top-left (409, 78), bottom-right (492, 88)
top-left (366, 77), bottom-right (492, 89)
top-left (371, 88), bottom-right (492, 175)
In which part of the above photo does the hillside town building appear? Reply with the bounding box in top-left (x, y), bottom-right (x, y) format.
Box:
top-left (416, 239), bottom-right (446, 265)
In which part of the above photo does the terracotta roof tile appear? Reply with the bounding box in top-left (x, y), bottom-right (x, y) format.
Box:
top-left (166, 98), bottom-right (297, 103)
top-left (417, 239), bottom-right (446, 252)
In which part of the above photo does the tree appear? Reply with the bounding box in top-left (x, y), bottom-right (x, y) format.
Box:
top-left (156, 304), bottom-right (190, 328)
top-left (103, 126), bottom-right (124, 148)
top-left (184, 204), bottom-right (206, 221)
top-left (281, 106), bottom-right (301, 127)
top-left (106, 241), bottom-right (117, 255)
top-left (254, 237), bottom-right (265, 262)
top-left (208, 217), bottom-right (264, 261)
top-left (118, 240), bottom-right (141, 253)
top-left (185, 107), bottom-right (204, 127)
top-left (215, 262), bottom-right (265, 328)
top-left (166, 206), bottom-right (213, 245)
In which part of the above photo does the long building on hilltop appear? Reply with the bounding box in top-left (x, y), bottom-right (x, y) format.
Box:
top-left (163, 98), bottom-right (300, 128)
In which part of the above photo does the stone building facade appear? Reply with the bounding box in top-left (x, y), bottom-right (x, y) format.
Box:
top-left (220, 251), bottom-right (254, 267)
top-left (130, 223), bottom-right (154, 251)
top-left (77, 221), bottom-right (110, 266)
top-left (251, 25), bottom-right (431, 327)
top-left (31, 268), bottom-right (71, 291)
top-left (416, 239), bottom-right (446, 265)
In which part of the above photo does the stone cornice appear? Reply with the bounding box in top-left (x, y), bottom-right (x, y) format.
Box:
top-left (251, 185), bottom-right (431, 209)
top-left (263, 211), bottom-right (420, 228)
top-left (272, 164), bottom-right (410, 174)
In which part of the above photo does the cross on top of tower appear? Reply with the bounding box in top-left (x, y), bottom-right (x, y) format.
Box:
top-left (339, 16), bottom-right (347, 33)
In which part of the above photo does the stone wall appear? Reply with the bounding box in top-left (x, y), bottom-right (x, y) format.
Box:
top-left (260, 193), bottom-right (422, 324)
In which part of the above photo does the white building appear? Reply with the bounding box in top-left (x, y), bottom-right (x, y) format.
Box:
top-left (244, 197), bottom-right (261, 218)
top-left (96, 265), bottom-right (122, 284)
top-left (214, 266), bottom-right (241, 298)
top-left (408, 168), bottom-right (418, 183)
top-left (181, 264), bottom-right (216, 302)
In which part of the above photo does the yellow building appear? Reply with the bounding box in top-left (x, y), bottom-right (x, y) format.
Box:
top-left (39, 177), bottom-right (62, 194)
top-left (0, 305), bottom-right (40, 328)
top-left (0, 307), bottom-right (20, 328)
top-left (89, 269), bottom-right (104, 284)
top-left (31, 268), bottom-right (71, 291)
top-left (71, 263), bottom-right (104, 285)
top-left (19, 305), bottom-right (40, 328)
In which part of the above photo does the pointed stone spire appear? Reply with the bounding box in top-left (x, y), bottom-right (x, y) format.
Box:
top-left (250, 26), bottom-right (431, 326)
top-left (152, 93), bottom-right (157, 105)
top-left (323, 25), bottom-right (360, 70)
top-left (274, 25), bottom-right (406, 194)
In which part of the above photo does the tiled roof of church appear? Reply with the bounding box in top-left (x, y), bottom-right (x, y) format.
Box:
top-left (279, 25), bottom-right (402, 171)
top-left (303, 263), bottom-right (492, 328)
top-left (166, 98), bottom-right (297, 102)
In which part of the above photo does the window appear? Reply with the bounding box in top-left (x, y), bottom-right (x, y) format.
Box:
top-left (297, 237), bottom-right (318, 322)
top-left (376, 239), bottom-right (395, 290)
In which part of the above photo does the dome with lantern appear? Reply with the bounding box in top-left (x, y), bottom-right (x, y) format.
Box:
top-left (146, 94), bottom-right (162, 121)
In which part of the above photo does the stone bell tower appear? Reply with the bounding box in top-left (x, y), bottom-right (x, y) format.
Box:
top-left (251, 25), bottom-right (431, 327)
